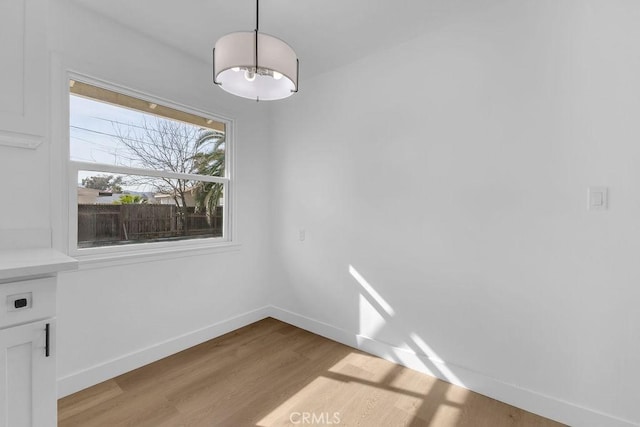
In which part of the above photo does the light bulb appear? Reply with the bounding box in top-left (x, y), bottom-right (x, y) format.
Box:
top-left (232, 67), bottom-right (240, 72)
top-left (272, 71), bottom-right (283, 80)
top-left (244, 69), bottom-right (256, 82)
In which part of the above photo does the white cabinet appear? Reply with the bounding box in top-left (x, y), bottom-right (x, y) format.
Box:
top-left (0, 319), bottom-right (56, 427)
top-left (0, 0), bottom-right (48, 149)
top-left (0, 249), bottom-right (77, 427)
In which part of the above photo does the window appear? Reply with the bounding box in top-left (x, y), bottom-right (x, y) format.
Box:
top-left (69, 80), bottom-right (230, 252)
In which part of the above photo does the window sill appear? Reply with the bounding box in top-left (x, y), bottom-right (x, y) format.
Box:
top-left (72, 240), bottom-right (241, 271)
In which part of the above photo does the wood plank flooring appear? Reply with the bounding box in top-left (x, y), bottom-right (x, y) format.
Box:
top-left (58, 318), bottom-right (565, 427)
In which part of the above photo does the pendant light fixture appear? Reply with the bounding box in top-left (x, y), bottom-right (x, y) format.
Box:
top-left (213, 0), bottom-right (299, 101)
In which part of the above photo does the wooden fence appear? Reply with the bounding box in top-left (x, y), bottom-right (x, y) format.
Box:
top-left (78, 204), bottom-right (223, 247)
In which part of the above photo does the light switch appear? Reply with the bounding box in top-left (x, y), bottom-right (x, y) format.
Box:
top-left (588, 187), bottom-right (608, 211)
top-left (592, 192), bottom-right (603, 206)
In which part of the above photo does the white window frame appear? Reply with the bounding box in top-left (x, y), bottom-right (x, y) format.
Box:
top-left (62, 72), bottom-right (236, 260)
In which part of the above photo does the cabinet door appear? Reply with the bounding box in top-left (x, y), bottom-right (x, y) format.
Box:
top-left (0, 0), bottom-right (47, 149)
top-left (0, 319), bottom-right (56, 427)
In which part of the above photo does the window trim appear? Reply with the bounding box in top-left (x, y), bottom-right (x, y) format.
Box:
top-left (62, 72), bottom-right (237, 261)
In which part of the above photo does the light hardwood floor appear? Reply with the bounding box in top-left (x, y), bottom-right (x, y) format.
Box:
top-left (58, 318), bottom-right (565, 427)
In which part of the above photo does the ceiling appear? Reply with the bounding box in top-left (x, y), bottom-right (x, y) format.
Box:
top-left (72, 0), bottom-right (493, 78)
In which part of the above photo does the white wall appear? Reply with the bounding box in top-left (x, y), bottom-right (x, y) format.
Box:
top-left (42, 0), bottom-right (273, 395)
top-left (270, 1), bottom-right (640, 426)
top-left (3, 0), bottom-right (639, 424)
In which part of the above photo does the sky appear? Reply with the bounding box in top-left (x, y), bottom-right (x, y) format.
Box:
top-left (69, 95), bottom-right (215, 193)
top-left (70, 95), bottom-right (148, 166)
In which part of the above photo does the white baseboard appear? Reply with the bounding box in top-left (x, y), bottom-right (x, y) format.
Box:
top-left (269, 306), bottom-right (638, 427)
top-left (57, 305), bottom-right (271, 398)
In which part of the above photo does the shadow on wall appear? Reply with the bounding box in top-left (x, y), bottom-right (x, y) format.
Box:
top-left (349, 264), bottom-right (463, 387)
top-left (348, 264), bottom-right (469, 425)
top-left (250, 265), bottom-right (563, 426)
top-left (256, 267), bottom-right (484, 425)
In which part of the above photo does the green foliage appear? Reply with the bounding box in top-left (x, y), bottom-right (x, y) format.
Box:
top-left (113, 194), bottom-right (147, 205)
top-left (82, 175), bottom-right (123, 193)
top-left (192, 129), bottom-right (225, 223)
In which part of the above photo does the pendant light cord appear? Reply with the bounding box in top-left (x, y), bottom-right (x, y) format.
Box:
top-left (255, 0), bottom-right (259, 72)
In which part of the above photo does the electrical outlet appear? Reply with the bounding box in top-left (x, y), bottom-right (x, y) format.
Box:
top-left (7, 292), bottom-right (32, 312)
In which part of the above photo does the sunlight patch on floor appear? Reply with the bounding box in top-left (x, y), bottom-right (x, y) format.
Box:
top-left (387, 365), bottom-right (437, 396)
top-left (256, 376), bottom-right (344, 427)
top-left (256, 350), bottom-right (461, 427)
top-left (445, 384), bottom-right (470, 405)
top-left (328, 352), bottom-right (398, 383)
top-left (427, 404), bottom-right (462, 427)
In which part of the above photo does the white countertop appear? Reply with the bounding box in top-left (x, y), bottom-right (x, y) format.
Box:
top-left (0, 248), bottom-right (78, 281)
